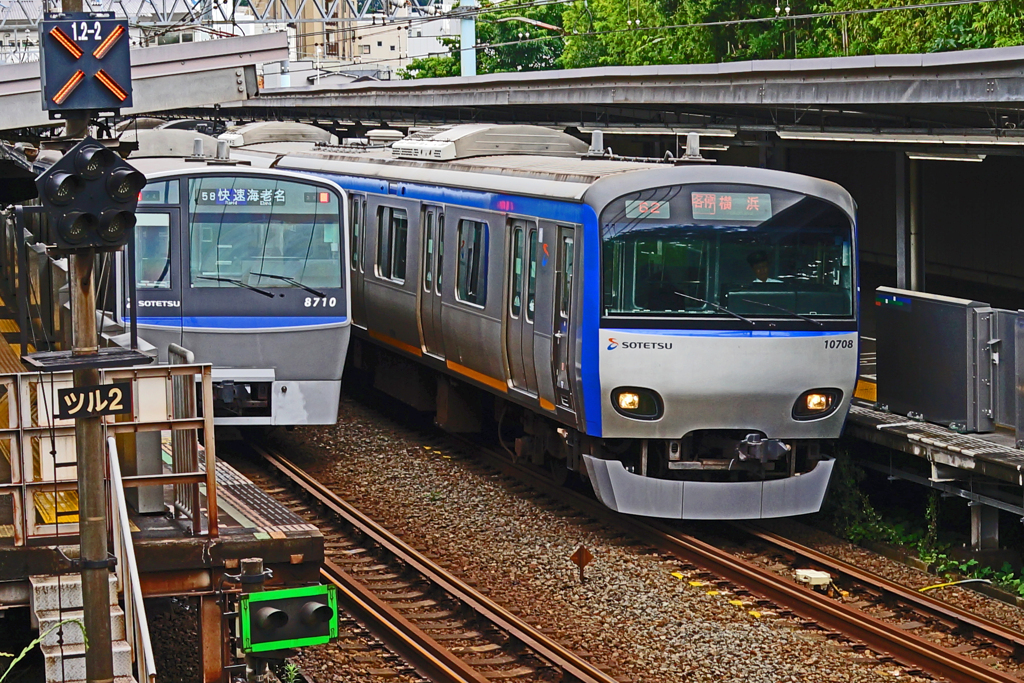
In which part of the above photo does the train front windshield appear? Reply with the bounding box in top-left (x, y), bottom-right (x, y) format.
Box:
top-left (601, 185), bottom-right (854, 323)
top-left (189, 176), bottom-right (343, 290)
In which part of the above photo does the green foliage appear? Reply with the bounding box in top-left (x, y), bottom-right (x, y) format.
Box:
top-left (401, 0), bottom-right (566, 78)
top-left (283, 661), bottom-right (301, 683)
top-left (402, 0), bottom-right (1024, 76)
top-left (1, 619), bottom-right (86, 683)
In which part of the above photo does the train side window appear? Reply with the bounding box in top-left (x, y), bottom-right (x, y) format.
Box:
top-left (349, 196), bottom-right (361, 271)
top-left (526, 229), bottom-right (538, 322)
top-left (376, 206), bottom-right (408, 283)
top-left (423, 210), bottom-right (434, 292)
top-left (456, 219), bottom-right (487, 306)
top-left (510, 226), bottom-right (523, 317)
top-left (437, 214), bottom-right (445, 291)
top-left (560, 235), bottom-right (574, 317)
top-left (135, 213), bottom-right (171, 289)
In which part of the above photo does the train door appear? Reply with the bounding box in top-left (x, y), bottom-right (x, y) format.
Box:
top-left (505, 219), bottom-right (538, 393)
top-left (349, 193), bottom-right (367, 326)
top-left (419, 205), bottom-right (445, 358)
top-left (130, 202), bottom-right (184, 353)
top-left (552, 226), bottom-right (576, 412)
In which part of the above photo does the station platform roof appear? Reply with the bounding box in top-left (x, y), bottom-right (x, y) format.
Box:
top-left (212, 45), bottom-right (1024, 154)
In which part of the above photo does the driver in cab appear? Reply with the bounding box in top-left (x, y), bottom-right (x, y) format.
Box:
top-left (747, 250), bottom-right (782, 284)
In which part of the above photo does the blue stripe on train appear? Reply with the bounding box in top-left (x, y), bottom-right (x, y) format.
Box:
top-left (602, 328), bottom-right (856, 337)
top-left (300, 171), bottom-right (589, 224)
top-left (136, 316), bottom-right (348, 329)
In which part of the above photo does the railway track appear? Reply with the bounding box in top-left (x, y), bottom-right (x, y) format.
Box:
top-left (232, 442), bottom-right (625, 683)
top-left (439, 433), bottom-right (1024, 683)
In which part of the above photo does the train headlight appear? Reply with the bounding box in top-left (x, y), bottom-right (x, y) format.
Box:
top-left (793, 389), bottom-right (843, 420)
top-left (618, 392), bottom-right (640, 410)
top-left (611, 387), bottom-right (663, 420)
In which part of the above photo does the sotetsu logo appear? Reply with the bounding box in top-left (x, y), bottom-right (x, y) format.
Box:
top-left (607, 337), bottom-right (673, 350)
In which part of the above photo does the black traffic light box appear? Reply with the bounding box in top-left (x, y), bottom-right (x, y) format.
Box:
top-left (40, 11), bottom-right (132, 115)
top-left (35, 136), bottom-right (146, 252)
top-left (239, 585), bottom-right (338, 654)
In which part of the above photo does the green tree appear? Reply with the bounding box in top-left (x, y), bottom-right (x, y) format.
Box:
top-left (406, 0), bottom-right (1024, 76)
top-left (401, 0), bottom-right (567, 78)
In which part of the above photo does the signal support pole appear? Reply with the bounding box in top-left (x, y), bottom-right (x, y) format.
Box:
top-left (71, 249), bottom-right (115, 683)
top-left (63, 0), bottom-right (107, 677)
top-left (241, 558), bottom-right (269, 683)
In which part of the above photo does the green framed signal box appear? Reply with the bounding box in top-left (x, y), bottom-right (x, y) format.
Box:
top-left (239, 584), bottom-right (338, 653)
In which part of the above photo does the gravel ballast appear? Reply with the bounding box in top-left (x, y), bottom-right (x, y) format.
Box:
top-left (275, 396), bottom-right (948, 682)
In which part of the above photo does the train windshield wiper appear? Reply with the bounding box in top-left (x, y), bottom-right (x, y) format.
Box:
top-left (251, 272), bottom-right (327, 298)
top-left (196, 275), bottom-right (275, 298)
top-left (736, 298), bottom-right (822, 326)
top-left (674, 292), bottom-right (755, 325)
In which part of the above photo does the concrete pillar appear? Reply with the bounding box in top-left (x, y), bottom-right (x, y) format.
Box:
top-left (895, 153), bottom-right (924, 291)
top-left (970, 502), bottom-right (999, 551)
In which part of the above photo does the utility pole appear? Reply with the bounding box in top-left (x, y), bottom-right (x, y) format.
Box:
top-left (36, 5), bottom-right (141, 679)
top-left (62, 7), bottom-right (112, 683)
top-left (460, 0), bottom-right (476, 77)
top-left (241, 558), bottom-right (269, 683)
top-left (71, 250), bottom-right (114, 683)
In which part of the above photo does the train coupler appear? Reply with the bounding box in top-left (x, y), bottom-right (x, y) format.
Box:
top-left (736, 434), bottom-right (790, 463)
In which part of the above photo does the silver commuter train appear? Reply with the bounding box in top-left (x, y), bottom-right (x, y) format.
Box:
top-left (232, 123), bottom-right (859, 519)
top-left (116, 130), bottom-right (351, 426)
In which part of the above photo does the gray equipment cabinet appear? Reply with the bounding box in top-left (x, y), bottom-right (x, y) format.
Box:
top-left (876, 287), bottom-right (1017, 434)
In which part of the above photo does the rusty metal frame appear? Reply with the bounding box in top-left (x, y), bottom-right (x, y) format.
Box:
top-left (0, 362), bottom-right (218, 545)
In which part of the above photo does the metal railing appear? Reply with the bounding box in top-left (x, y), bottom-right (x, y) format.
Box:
top-left (108, 436), bottom-right (157, 683)
top-left (0, 360), bottom-right (218, 544)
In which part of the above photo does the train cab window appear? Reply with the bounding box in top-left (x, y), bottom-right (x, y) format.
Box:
top-left (526, 229), bottom-right (538, 322)
top-left (135, 213), bottom-right (171, 289)
top-left (349, 196), bottom-right (363, 271)
top-left (188, 176), bottom-right (343, 290)
top-left (510, 226), bottom-right (524, 317)
top-left (601, 186), bottom-right (854, 322)
top-left (456, 219), bottom-right (487, 306)
top-left (138, 180), bottom-right (180, 206)
top-left (376, 206), bottom-right (408, 283)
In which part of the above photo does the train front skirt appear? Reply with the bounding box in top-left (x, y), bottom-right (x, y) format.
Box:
top-left (583, 455), bottom-right (835, 519)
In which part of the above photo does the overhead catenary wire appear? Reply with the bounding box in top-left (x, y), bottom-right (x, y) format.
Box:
top-left (272, 0), bottom-right (1003, 72)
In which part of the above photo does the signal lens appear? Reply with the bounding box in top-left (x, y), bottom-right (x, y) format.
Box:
top-left (62, 212), bottom-right (97, 244)
top-left (45, 172), bottom-right (79, 205)
top-left (254, 606), bottom-right (288, 630)
top-left (99, 210), bottom-right (135, 243)
top-left (107, 168), bottom-right (146, 202)
top-left (793, 389), bottom-right (842, 420)
top-left (75, 145), bottom-right (115, 179)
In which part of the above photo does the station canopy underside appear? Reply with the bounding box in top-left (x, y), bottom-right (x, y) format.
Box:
top-left (183, 44), bottom-right (1024, 156)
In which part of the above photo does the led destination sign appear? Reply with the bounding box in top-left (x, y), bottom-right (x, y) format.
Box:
top-left (691, 192), bottom-right (772, 220)
top-left (196, 187), bottom-right (287, 206)
top-left (624, 200), bottom-right (670, 219)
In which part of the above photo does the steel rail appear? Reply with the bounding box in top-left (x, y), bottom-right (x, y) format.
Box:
top-left (254, 444), bottom-right (622, 683)
top-left (319, 561), bottom-right (489, 683)
top-left (739, 523), bottom-right (1024, 659)
top-left (451, 436), bottom-right (1024, 683)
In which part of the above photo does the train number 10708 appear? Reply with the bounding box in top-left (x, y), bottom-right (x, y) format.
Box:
top-left (824, 339), bottom-right (854, 349)
top-left (304, 297), bottom-right (338, 307)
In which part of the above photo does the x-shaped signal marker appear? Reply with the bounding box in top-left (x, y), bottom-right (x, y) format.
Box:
top-left (48, 24), bottom-right (129, 105)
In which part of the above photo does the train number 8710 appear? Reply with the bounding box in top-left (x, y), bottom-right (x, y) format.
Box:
top-left (304, 297), bottom-right (338, 307)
